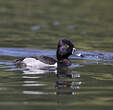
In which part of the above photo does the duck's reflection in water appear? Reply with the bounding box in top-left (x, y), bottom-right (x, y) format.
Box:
top-left (22, 66), bottom-right (82, 96)
top-left (55, 66), bottom-right (82, 95)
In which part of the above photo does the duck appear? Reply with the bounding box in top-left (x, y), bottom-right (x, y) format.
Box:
top-left (15, 38), bottom-right (76, 69)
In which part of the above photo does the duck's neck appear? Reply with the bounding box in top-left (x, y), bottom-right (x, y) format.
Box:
top-left (58, 58), bottom-right (71, 66)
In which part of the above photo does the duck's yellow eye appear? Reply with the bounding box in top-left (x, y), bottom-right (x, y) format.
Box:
top-left (66, 45), bottom-right (70, 48)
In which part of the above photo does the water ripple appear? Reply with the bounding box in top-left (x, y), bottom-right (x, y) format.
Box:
top-left (0, 48), bottom-right (113, 63)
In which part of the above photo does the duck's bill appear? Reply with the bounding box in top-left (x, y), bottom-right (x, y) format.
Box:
top-left (72, 48), bottom-right (76, 54)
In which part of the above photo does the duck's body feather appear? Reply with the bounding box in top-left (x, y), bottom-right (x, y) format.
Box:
top-left (15, 38), bottom-right (76, 69)
top-left (15, 56), bottom-right (57, 69)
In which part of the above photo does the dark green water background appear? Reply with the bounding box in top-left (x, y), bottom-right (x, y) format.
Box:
top-left (0, 0), bottom-right (113, 110)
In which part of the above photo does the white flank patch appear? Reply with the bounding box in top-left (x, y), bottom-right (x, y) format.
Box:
top-left (23, 58), bottom-right (57, 69)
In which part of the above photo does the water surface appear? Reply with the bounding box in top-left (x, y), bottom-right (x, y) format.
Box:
top-left (0, 48), bottom-right (113, 110)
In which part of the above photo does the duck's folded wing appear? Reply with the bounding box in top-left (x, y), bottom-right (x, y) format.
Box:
top-left (33, 56), bottom-right (57, 65)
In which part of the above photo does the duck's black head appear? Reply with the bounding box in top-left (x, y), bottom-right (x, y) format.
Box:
top-left (57, 38), bottom-right (76, 65)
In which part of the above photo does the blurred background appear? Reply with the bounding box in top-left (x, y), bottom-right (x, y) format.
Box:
top-left (0, 0), bottom-right (113, 51)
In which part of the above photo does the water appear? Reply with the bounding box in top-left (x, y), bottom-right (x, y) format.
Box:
top-left (0, 48), bottom-right (113, 110)
top-left (0, 0), bottom-right (113, 110)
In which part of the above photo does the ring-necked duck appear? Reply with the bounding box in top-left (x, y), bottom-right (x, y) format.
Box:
top-left (15, 38), bottom-right (76, 69)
